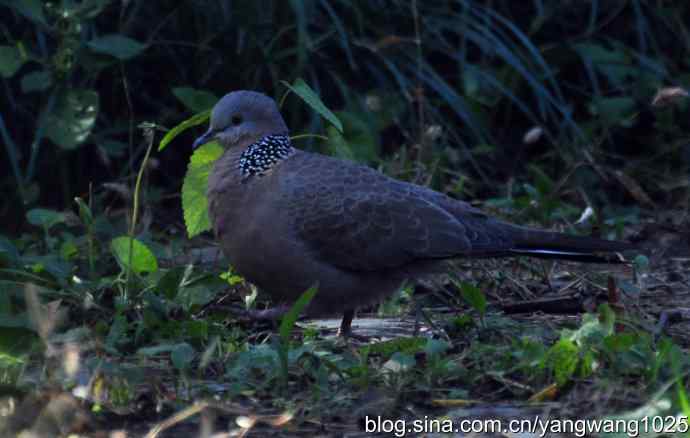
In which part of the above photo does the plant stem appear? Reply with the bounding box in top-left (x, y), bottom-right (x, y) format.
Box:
top-left (290, 133), bottom-right (329, 142)
top-left (125, 127), bottom-right (155, 299)
top-left (88, 183), bottom-right (95, 280)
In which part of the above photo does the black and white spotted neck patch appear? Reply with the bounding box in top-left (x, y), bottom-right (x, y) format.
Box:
top-left (238, 134), bottom-right (293, 178)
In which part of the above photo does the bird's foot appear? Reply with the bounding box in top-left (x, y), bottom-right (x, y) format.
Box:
top-left (336, 309), bottom-right (371, 342)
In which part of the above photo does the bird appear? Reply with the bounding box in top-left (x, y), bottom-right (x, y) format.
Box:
top-left (193, 90), bottom-right (634, 337)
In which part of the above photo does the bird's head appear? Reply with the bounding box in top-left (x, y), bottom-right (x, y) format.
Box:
top-left (193, 90), bottom-right (288, 150)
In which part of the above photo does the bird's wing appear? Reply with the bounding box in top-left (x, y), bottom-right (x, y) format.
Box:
top-left (280, 152), bottom-right (517, 271)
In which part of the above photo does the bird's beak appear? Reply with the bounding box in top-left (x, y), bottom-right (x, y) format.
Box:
top-left (193, 129), bottom-right (216, 149)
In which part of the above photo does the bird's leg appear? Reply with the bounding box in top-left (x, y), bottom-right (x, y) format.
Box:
top-left (337, 309), bottom-right (372, 341)
top-left (337, 309), bottom-right (355, 337)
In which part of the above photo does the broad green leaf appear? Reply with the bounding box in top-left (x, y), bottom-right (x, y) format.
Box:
top-left (282, 78), bottom-right (343, 133)
top-left (171, 343), bottom-right (196, 370)
top-left (176, 285), bottom-right (217, 311)
top-left (543, 338), bottom-right (579, 386)
top-left (136, 343), bottom-right (196, 370)
top-left (172, 87), bottom-right (218, 113)
top-left (158, 109), bottom-right (211, 151)
top-left (457, 281), bottom-right (487, 316)
top-left (182, 141), bottom-right (224, 237)
top-left (279, 285), bottom-right (318, 342)
top-left (26, 208), bottom-right (65, 230)
top-left (21, 70), bottom-right (52, 93)
top-left (0, 45), bottom-right (25, 78)
top-left (424, 338), bottom-right (450, 358)
top-left (110, 236), bottom-right (158, 274)
top-left (45, 89), bottom-right (99, 149)
top-left (87, 35), bottom-right (146, 60)
top-left (589, 97), bottom-right (636, 126)
top-left (565, 309), bottom-right (614, 347)
top-left (0, 0), bottom-right (46, 25)
top-left (383, 352), bottom-right (416, 373)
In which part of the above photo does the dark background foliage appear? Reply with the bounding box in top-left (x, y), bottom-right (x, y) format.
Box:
top-left (2, 0), bottom-right (689, 234)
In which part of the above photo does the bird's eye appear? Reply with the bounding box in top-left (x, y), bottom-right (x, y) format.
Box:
top-left (231, 115), bottom-right (243, 126)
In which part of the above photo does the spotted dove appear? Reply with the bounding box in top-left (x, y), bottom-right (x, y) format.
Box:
top-left (193, 90), bottom-right (633, 336)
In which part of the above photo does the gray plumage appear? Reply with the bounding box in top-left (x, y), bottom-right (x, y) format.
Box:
top-left (194, 90), bottom-right (633, 335)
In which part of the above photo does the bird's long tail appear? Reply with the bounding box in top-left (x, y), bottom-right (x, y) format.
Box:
top-left (508, 227), bottom-right (635, 263)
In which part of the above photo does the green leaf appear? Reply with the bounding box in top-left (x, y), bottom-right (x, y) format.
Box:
top-left (176, 285), bottom-right (217, 312)
top-left (158, 110), bottom-right (211, 152)
top-left (0, 0), bottom-right (47, 25)
top-left (334, 111), bottom-right (379, 162)
top-left (573, 43), bottom-right (630, 65)
top-left (105, 314), bottom-right (128, 350)
top-left (457, 281), bottom-right (487, 316)
top-left (424, 338), bottom-right (450, 358)
top-left (544, 338), bottom-right (579, 386)
top-left (110, 236), bottom-right (158, 274)
top-left (26, 208), bottom-right (65, 230)
top-left (0, 236), bottom-right (19, 265)
top-left (87, 35), bottom-right (146, 60)
top-left (182, 141), bottom-right (224, 237)
top-left (0, 45), bottom-right (25, 78)
top-left (21, 70), bottom-right (52, 93)
top-left (45, 89), bottom-right (99, 149)
top-left (383, 352), bottom-right (416, 373)
top-left (282, 78), bottom-right (343, 133)
top-left (327, 126), bottom-right (354, 160)
top-left (171, 343), bottom-right (196, 370)
top-left (137, 343), bottom-right (178, 356)
top-left (633, 254), bottom-right (650, 270)
top-left (73, 197), bottom-right (93, 227)
top-left (589, 97), bottom-right (637, 126)
top-left (279, 285), bottom-right (318, 342)
top-left (60, 240), bottom-right (78, 260)
top-left (172, 87), bottom-right (218, 113)
top-left (366, 337), bottom-right (426, 357)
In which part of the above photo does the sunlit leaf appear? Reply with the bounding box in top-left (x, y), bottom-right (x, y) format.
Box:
top-left (110, 236), bottom-right (158, 274)
top-left (182, 141), bottom-right (224, 237)
top-left (543, 338), bottom-right (579, 386)
top-left (158, 110), bottom-right (211, 152)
